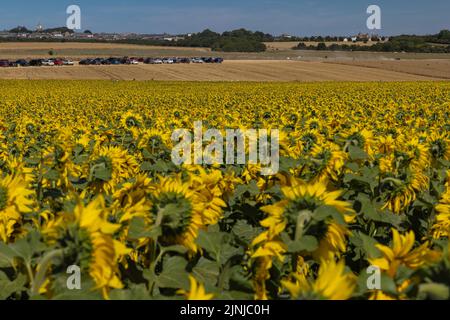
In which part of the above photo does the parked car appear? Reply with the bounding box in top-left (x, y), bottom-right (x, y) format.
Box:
top-left (120, 57), bottom-right (130, 64)
top-left (41, 59), bottom-right (55, 66)
top-left (79, 59), bottom-right (91, 65)
top-left (213, 57), bottom-right (224, 64)
top-left (191, 58), bottom-right (204, 63)
top-left (63, 59), bottom-right (74, 66)
top-left (109, 58), bottom-right (121, 65)
top-left (0, 60), bottom-right (9, 67)
top-left (29, 59), bottom-right (43, 66)
top-left (52, 59), bottom-right (64, 66)
top-left (15, 59), bottom-right (30, 67)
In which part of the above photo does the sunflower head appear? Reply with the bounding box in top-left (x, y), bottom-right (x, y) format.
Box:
top-left (120, 111), bottom-right (143, 129)
top-left (0, 175), bottom-right (34, 242)
top-left (150, 191), bottom-right (193, 238)
top-left (148, 177), bottom-right (203, 252)
top-left (429, 136), bottom-right (449, 160)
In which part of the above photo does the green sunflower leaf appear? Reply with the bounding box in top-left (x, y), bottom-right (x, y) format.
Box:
top-left (192, 258), bottom-right (220, 288)
top-left (157, 256), bottom-right (189, 290)
top-left (0, 272), bottom-right (27, 299)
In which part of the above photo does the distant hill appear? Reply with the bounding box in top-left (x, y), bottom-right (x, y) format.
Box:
top-left (8, 26), bottom-right (75, 34)
top-left (9, 26), bottom-right (32, 33)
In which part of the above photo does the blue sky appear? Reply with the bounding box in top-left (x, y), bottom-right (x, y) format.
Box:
top-left (0, 0), bottom-right (448, 35)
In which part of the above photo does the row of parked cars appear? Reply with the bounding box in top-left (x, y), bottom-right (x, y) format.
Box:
top-left (0, 58), bottom-right (75, 67)
top-left (79, 56), bottom-right (224, 65)
top-left (0, 56), bottom-right (225, 68)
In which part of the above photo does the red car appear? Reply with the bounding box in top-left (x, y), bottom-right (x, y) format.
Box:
top-left (53, 59), bottom-right (64, 66)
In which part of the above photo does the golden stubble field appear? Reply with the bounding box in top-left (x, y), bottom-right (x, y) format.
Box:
top-left (0, 60), bottom-right (447, 81)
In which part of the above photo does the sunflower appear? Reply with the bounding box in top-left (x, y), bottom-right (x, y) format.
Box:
top-left (56, 196), bottom-right (130, 299)
top-left (291, 129), bottom-right (323, 155)
top-left (381, 168), bottom-right (429, 214)
top-left (312, 221), bottom-right (352, 261)
top-left (251, 239), bottom-right (286, 300)
top-left (88, 146), bottom-right (139, 194)
top-left (15, 115), bottom-right (38, 138)
top-left (369, 229), bottom-right (441, 278)
top-left (0, 174), bottom-right (34, 243)
top-left (178, 275), bottom-right (214, 300)
top-left (112, 174), bottom-right (153, 222)
top-left (186, 167), bottom-right (227, 226)
top-left (431, 189), bottom-right (450, 239)
top-left (378, 135), bottom-right (395, 154)
top-left (402, 137), bottom-right (430, 170)
top-left (251, 180), bottom-right (354, 298)
top-left (4, 157), bottom-right (35, 183)
top-left (145, 176), bottom-right (204, 253)
top-left (241, 163), bottom-right (277, 203)
top-left (258, 179), bottom-right (355, 243)
top-left (310, 142), bottom-right (347, 182)
top-left (120, 110), bottom-right (143, 129)
top-left (40, 144), bottom-right (82, 189)
top-left (379, 154), bottom-right (396, 174)
top-left (369, 277), bottom-right (417, 300)
top-left (342, 128), bottom-right (375, 158)
top-left (428, 132), bottom-right (450, 161)
top-left (282, 259), bottom-right (356, 300)
top-left (138, 128), bottom-right (170, 151)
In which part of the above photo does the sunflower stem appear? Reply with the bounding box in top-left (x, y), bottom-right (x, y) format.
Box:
top-left (30, 249), bottom-right (65, 297)
top-left (295, 210), bottom-right (311, 242)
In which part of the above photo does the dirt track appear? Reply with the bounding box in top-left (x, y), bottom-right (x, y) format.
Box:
top-left (0, 60), bottom-right (445, 81)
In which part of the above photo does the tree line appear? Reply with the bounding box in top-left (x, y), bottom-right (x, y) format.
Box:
top-left (294, 30), bottom-right (450, 53)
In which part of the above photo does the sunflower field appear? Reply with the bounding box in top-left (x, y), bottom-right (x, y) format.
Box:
top-left (0, 80), bottom-right (449, 300)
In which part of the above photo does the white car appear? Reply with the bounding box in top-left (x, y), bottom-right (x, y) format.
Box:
top-left (129, 59), bottom-right (139, 65)
top-left (191, 58), bottom-right (204, 64)
top-left (41, 59), bottom-right (55, 66)
top-left (162, 58), bottom-right (174, 64)
top-left (63, 60), bottom-right (75, 65)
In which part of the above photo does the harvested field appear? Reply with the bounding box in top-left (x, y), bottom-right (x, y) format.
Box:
top-left (0, 60), bottom-right (444, 81)
top-left (326, 59), bottom-right (450, 80)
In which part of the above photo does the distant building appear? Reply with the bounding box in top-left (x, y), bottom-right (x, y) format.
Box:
top-left (280, 33), bottom-right (293, 39)
top-left (36, 23), bottom-right (44, 32)
top-left (163, 36), bottom-right (185, 42)
top-left (357, 33), bottom-right (370, 40)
